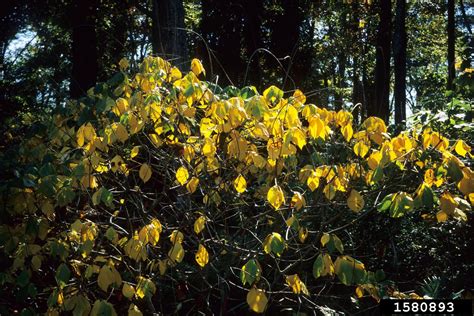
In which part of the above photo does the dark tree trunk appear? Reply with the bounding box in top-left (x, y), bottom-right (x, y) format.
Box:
top-left (151, 0), bottom-right (187, 65)
top-left (70, 0), bottom-right (98, 99)
top-left (335, 53), bottom-right (347, 111)
top-left (393, 0), bottom-right (407, 126)
top-left (369, 0), bottom-right (391, 123)
top-left (447, 0), bottom-right (456, 91)
top-left (242, 0), bottom-right (263, 88)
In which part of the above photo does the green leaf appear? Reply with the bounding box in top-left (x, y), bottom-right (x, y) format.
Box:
top-left (312, 254), bottom-right (324, 279)
top-left (91, 299), bottom-right (117, 316)
top-left (377, 194), bottom-right (393, 212)
top-left (263, 85), bottom-right (284, 104)
top-left (240, 259), bottom-right (261, 286)
top-left (16, 270), bottom-right (30, 288)
top-left (335, 256), bottom-right (367, 286)
top-left (55, 263), bottom-right (71, 288)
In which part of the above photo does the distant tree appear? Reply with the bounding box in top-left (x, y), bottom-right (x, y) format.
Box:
top-left (69, 0), bottom-right (98, 99)
top-left (369, 0), bottom-right (391, 122)
top-left (393, 0), bottom-right (407, 125)
top-left (447, 0), bottom-right (455, 91)
top-left (151, 0), bottom-right (188, 66)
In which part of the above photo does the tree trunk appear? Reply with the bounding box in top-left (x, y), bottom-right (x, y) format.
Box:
top-left (151, 0), bottom-right (187, 65)
top-left (447, 0), bottom-right (456, 91)
top-left (369, 0), bottom-right (391, 123)
top-left (393, 0), bottom-right (407, 126)
top-left (70, 0), bottom-right (98, 99)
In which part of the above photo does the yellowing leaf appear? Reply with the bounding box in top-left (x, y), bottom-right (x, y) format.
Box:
top-left (186, 177), bottom-right (200, 193)
top-left (263, 232), bottom-right (285, 256)
top-left (290, 192), bottom-right (306, 211)
top-left (139, 163), bottom-right (152, 183)
top-left (194, 215), bottom-right (206, 235)
top-left (113, 123), bottom-right (129, 143)
top-left (267, 185), bottom-right (285, 210)
top-left (342, 124), bottom-right (353, 142)
top-left (321, 233), bottom-right (330, 246)
top-left (246, 287), bottom-right (268, 313)
top-left (176, 166), bottom-right (189, 185)
top-left (135, 277), bottom-right (156, 299)
top-left (354, 141), bottom-right (369, 158)
top-left (168, 242), bottom-right (184, 263)
top-left (234, 174), bottom-right (247, 193)
top-left (122, 283), bottom-right (135, 299)
top-left (347, 189), bottom-right (364, 212)
top-left (285, 274), bottom-right (309, 295)
top-left (455, 140), bottom-right (471, 157)
top-left (195, 244), bottom-right (209, 267)
top-left (97, 262), bottom-right (122, 292)
top-left (170, 230), bottom-right (184, 243)
top-left (191, 58), bottom-right (205, 76)
top-left (436, 210), bottom-right (448, 222)
top-left (298, 227), bottom-right (308, 243)
top-left (128, 304), bottom-right (143, 316)
top-left (91, 300), bottom-right (117, 316)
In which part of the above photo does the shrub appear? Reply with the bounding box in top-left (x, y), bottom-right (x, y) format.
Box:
top-left (0, 56), bottom-right (472, 315)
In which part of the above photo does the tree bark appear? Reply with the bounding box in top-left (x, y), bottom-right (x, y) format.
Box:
top-left (393, 0), bottom-right (407, 125)
top-left (369, 0), bottom-right (391, 123)
top-left (151, 0), bottom-right (187, 66)
top-left (447, 0), bottom-right (456, 91)
top-left (70, 0), bottom-right (98, 99)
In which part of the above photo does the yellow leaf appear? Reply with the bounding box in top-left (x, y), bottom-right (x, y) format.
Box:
top-left (347, 189), bottom-right (364, 212)
top-left (321, 253), bottom-right (335, 276)
top-left (354, 141), bottom-right (369, 158)
top-left (455, 140), bottom-right (471, 157)
top-left (309, 116), bottom-right (327, 140)
top-left (176, 166), bottom-right (189, 185)
top-left (202, 137), bottom-right (216, 157)
top-left (291, 128), bottom-right (307, 150)
top-left (298, 227), bottom-right (308, 243)
top-left (194, 215), bottom-right (206, 235)
top-left (293, 89), bottom-right (306, 104)
top-left (321, 233), bottom-right (330, 246)
top-left (97, 263), bottom-right (122, 292)
top-left (234, 174), bottom-right (247, 193)
top-left (128, 304), bottom-right (143, 316)
top-left (290, 192), bottom-right (306, 211)
top-left (246, 287), bottom-right (268, 313)
top-left (307, 171), bottom-right (320, 191)
top-left (139, 164), bottom-right (152, 183)
top-left (436, 210), bottom-right (448, 222)
top-left (170, 230), bottom-right (184, 243)
top-left (122, 283), bottom-right (135, 299)
top-left (186, 177), bottom-right (199, 193)
top-left (440, 192), bottom-right (457, 215)
top-left (285, 274), bottom-right (309, 295)
top-left (119, 57), bottom-right (129, 70)
top-left (342, 124), bottom-right (353, 142)
top-left (323, 184), bottom-right (336, 200)
top-left (135, 277), bottom-right (156, 299)
top-left (191, 58), bottom-right (205, 76)
top-left (195, 244), bottom-right (209, 267)
top-left (130, 146), bottom-right (139, 158)
top-left (168, 242), bottom-right (184, 263)
top-left (113, 123), bottom-right (129, 143)
top-left (267, 185), bottom-right (285, 210)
